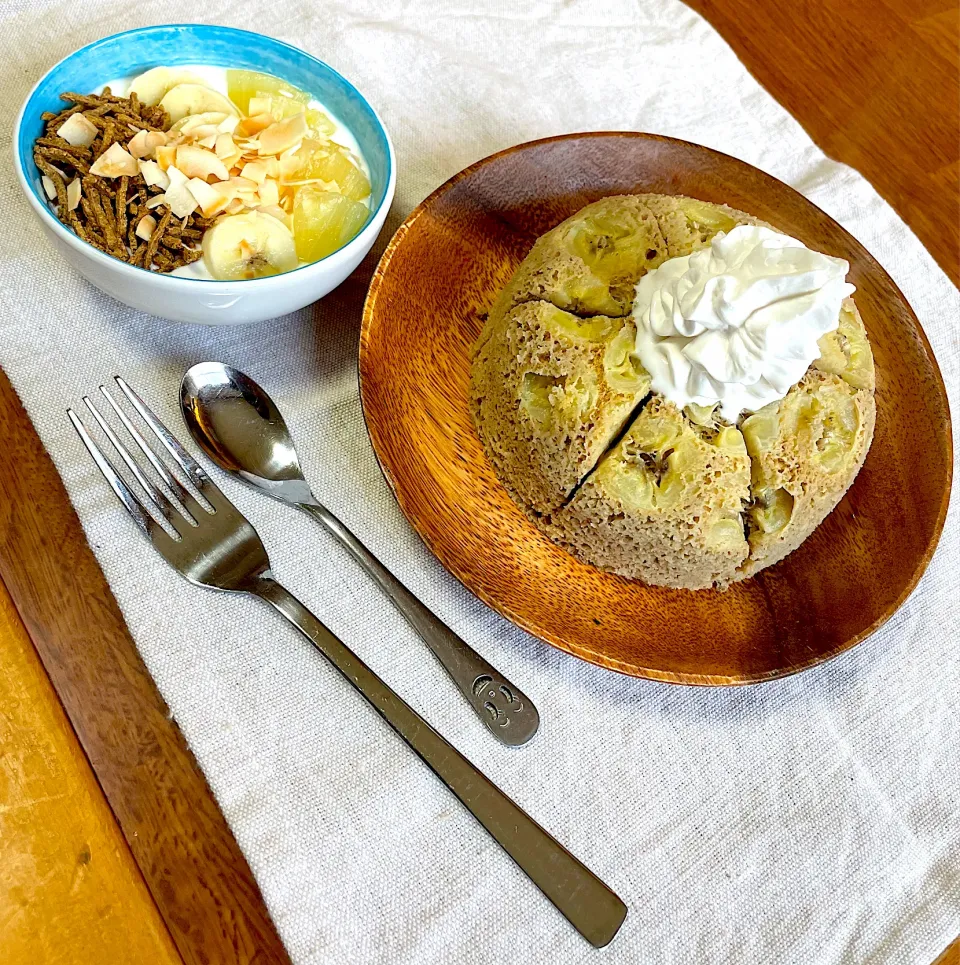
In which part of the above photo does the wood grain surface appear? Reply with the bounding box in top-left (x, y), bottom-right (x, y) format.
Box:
top-left (360, 132), bottom-right (952, 683)
top-left (687, 0), bottom-right (960, 286)
top-left (1, 0), bottom-right (957, 961)
top-left (0, 368), bottom-right (290, 965)
top-left (935, 938), bottom-right (960, 965)
top-left (0, 580), bottom-right (182, 965)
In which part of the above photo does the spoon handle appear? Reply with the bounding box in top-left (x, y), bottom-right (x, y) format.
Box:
top-left (251, 575), bottom-right (626, 947)
top-left (298, 500), bottom-right (539, 746)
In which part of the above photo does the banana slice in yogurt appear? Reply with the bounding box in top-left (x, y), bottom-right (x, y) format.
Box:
top-left (160, 84), bottom-right (240, 123)
top-left (201, 211), bottom-right (298, 280)
top-left (128, 66), bottom-right (206, 106)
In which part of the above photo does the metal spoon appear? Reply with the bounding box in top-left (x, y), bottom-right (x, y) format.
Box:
top-left (180, 361), bottom-right (539, 746)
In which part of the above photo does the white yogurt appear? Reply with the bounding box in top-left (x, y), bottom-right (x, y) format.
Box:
top-left (98, 66), bottom-right (371, 280)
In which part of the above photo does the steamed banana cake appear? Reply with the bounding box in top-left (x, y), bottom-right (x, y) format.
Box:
top-left (470, 194), bottom-right (876, 590)
top-left (472, 302), bottom-right (651, 514)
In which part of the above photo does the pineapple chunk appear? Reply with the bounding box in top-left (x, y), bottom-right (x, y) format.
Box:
top-left (684, 402), bottom-right (719, 427)
top-left (714, 426), bottom-right (747, 456)
top-left (292, 142), bottom-right (371, 201)
top-left (707, 517), bottom-right (747, 548)
top-left (602, 461), bottom-right (657, 513)
top-left (811, 382), bottom-right (860, 473)
top-left (814, 329), bottom-right (848, 377)
top-left (305, 109), bottom-right (336, 137)
top-left (226, 70), bottom-right (310, 115)
top-left (741, 403), bottom-right (780, 457)
top-left (293, 186), bottom-right (368, 262)
top-left (251, 90), bottom-right (314, 123)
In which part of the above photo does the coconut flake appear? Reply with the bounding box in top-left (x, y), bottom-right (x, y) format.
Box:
top-left (236, 114), bottom-right (276, 138)
top-left (278, 155), bottom-right (301, 182)
top-left (187, 125), bottom-right (221, 142)
top-left (146, 132), bottom-right (169, 153)
top-left (135, 214), bottom-right (157, 241)
top-left (129, 129), bottom-right (169, 160)
top-left (257, 178), bottom-right (280, 207)
top-left (186, 177), bottom-right (230, 218)
top-left (146, 195), bottom-right (168, 210)
top-left (67, 177), bottom-right (82, 211)
top-left (163, 166), bottom-right (198, 218)
top-left (155, 144), bottom-right (177, 171)
top-left (128, 129), bottom-right (151, 158)
top-left (57, 113), bottom-right (98, 147)
top-left (225, 175), bottom-right (260, 194)
top-left (172, 112), bottom-right (229, 135)
top-left (239, 160), bottom-right (270, 185)
top-left (89, 142), bottom-right (138, 178)
top-left (41, 175), bottom-right (57, 200)
top-left (139, 159), bottom-right (170, 190)
top-left (214, 133), bottom-right (238, 159)
top-left (176, 144), bottom-right (230, 182)
top-left (258, 204), bottom-right (291, 228)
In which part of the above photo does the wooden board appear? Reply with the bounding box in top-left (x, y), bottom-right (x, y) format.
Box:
top-left (0, 368), bottom-right (290, 965)
top-left (1, 0), bottom-right (956, 959)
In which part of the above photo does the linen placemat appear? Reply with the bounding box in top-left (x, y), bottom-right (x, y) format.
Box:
top-left (1, 1), bottom-right (957, 962)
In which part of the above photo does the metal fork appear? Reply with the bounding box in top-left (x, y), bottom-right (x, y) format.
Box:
top-left (68, 377), bottom-right (627, 948)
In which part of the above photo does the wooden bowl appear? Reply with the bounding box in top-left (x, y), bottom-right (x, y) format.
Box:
top-left (359, 133), bottom-right (952, 684)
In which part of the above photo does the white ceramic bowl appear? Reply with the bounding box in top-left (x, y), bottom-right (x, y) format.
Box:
top-left (14, 25), bottom-right (396, 325)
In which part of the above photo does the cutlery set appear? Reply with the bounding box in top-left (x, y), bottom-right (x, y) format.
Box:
top-left (68, 369), bottom-right (627, 948)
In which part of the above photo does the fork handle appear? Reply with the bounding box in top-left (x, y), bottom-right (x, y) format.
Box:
top-left (249, 575), bottom-right (627, 948)
top-left (298, 500), bottom-right (539, 746)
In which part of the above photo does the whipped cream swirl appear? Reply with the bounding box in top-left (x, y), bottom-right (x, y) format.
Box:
top-left (632, 225), bottom-right (855, 421)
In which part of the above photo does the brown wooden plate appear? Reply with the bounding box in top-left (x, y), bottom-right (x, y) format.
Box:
top-left (359, 133), bottom-right (952, 684)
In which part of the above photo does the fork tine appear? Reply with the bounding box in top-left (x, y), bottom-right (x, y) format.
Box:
top-left (115, 376), bottom-right (210, 490)
top-left (99, 383), bottom-right (189, 504)
top-left (83, 395), bottom-right (171, 518)
top-left (68, 409), bottom-right (153, 537)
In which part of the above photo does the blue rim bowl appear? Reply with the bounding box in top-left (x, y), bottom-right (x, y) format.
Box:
top-left (13, 24), bottom-right (395, 289)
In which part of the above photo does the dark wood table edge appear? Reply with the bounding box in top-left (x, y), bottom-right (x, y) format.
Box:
top-left (0, 368), bottom-right (291, 965)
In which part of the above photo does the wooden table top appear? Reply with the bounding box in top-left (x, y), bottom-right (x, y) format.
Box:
top-left (2, 2), bottom-right (957, 963)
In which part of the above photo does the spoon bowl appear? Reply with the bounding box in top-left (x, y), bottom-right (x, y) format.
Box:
top-left (181, 362), bottom-right (314, 501)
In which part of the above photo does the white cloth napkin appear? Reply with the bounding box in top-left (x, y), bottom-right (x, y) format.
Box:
top-left (1, 2), bottom-right (957, 963)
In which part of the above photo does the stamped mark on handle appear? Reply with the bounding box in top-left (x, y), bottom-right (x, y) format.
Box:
top-left (473, 675), bottom-right (527, 732)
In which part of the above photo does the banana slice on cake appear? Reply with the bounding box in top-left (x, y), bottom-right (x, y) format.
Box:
top-left (202, 212), bottom-right (298, 280)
